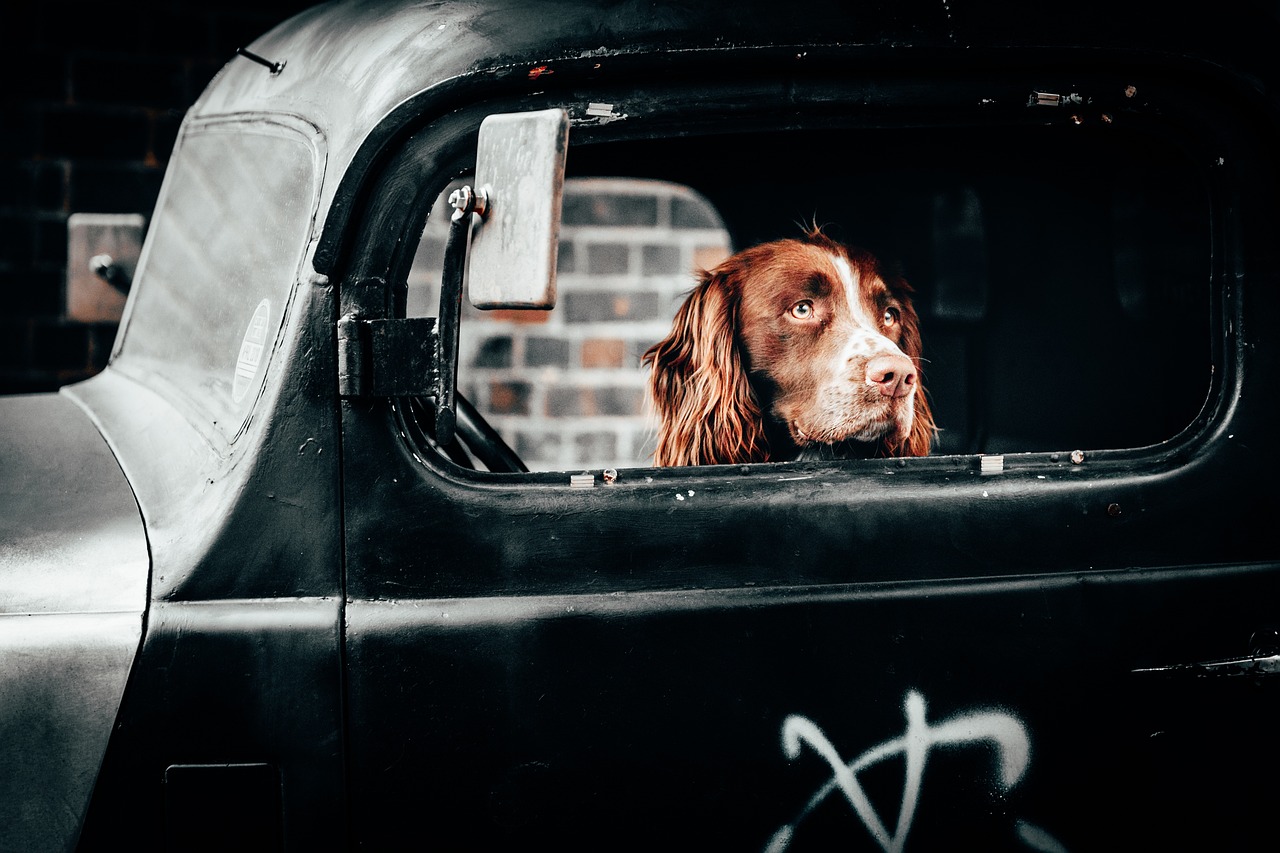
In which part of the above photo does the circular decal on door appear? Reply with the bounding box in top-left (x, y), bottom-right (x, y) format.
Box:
top-left (232, 299), bottom-right (271, 403)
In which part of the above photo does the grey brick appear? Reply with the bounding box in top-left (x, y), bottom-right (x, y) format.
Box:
top-left (574, 431), bottom-right (618, 463)
top-left (562, 193), bottom-right (658, 227)
top-left (545, 386), bottom-right (645, 417)
top-left (564, 291), bottom-right (662, 323)
top-left (471, 336), bottom-right (513, 368)
top-left (557, 240), bottom-right (576, 273)
top-left (516, 431), bottom-right (562, 463)
top-left (586, 243), bottom-right (630, 275)
top-left (596, 386), bottom-right (646, 416)
top-left (672, 195), bottom-right (723, 229)
top-left (641, 244), bottom-right (681, 276)
top-left (525, 336), bottom-right (571, 368)
top-left (546, 386), bottom-right (585, 417)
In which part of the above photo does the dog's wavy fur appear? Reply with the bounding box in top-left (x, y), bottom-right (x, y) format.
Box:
top-left (643, 229), bottom-right (934, 466)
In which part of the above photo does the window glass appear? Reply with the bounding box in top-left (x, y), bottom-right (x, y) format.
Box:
top-left (116, 123), bottom-right (317, 443)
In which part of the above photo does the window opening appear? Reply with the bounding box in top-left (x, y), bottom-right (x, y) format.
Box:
top-left (407, 122), bottom-right (1212, 474)
top-left (408, 177), bottom-right (732, 472)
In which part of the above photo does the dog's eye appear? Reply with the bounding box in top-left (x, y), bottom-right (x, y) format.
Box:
top-left (882, 307), bottom-right (900, 327)
top-left (789, 300), bottom-right (815, 320)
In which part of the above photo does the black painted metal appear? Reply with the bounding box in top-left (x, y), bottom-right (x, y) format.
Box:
top-left (434, 209), bottom-right (472, 446)
top-left (2, 1), bottom-right (1279, 850)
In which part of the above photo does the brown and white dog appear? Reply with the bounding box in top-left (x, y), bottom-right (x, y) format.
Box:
top-left (643, 229), bottom-right (934, 466)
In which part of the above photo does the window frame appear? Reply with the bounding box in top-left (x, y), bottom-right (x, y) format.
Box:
top-left (112, 114), bottom-right (326, 448)
top-left (341, 67), bottom-right (1238, 488)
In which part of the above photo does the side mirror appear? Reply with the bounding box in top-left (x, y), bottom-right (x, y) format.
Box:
top-left (466, 107), bottom-right (569, 309)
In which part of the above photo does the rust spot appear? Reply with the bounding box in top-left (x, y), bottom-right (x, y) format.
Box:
top-left (528, 65), bottom-right (553, 80)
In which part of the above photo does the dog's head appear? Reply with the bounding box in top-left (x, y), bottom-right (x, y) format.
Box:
top-left (643, 229), bottom-right (934, 466)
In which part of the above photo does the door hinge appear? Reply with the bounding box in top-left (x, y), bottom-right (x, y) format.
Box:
top-left (337, 314), bottom-right (439, 398)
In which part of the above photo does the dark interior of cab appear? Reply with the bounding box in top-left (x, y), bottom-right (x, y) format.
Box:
top-left (565, 122), bottom-right (1211, 458)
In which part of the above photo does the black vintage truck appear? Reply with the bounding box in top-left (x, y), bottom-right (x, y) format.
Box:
top-left (3, 1), bottom-right (1278, 850)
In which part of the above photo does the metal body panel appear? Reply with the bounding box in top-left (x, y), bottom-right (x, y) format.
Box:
top-left (54, 61), bottom-right (347, 852)
top-left (66, 266), bottom-right (342, 601)
top-left (0, 612), bottom-right (143, 853)
top-left (0, 393), bottom-right (148, 615)
top-left (0, 393), bottom-right (148, 851)
top-left (75, 598), bottom-right (346, 852)
top-left (1, 0), bottom-right (1277, 849)
top-left (63, 270), bottom-right (348, 850)
top-left (345, 565), bottom-right (1280, 850)
top-left (322, 1), bottom-right (1280, 849)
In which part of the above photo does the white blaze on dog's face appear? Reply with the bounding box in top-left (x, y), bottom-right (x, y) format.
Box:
top-left (733, 235), bottom-right (921, 449)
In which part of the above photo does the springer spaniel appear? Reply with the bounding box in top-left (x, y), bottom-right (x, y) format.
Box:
top-left (643, 229), bottom-right (934, 466)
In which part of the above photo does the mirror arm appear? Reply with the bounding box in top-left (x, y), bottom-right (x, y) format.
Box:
top-left (434, 186), bottom-right (489, 446)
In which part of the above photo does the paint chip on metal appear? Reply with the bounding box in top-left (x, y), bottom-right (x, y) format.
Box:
top-left (570, 473), bottom-right (595, 488)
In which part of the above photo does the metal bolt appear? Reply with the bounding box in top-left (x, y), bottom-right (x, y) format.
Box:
top-left (1124, 84), bottom-right (1137, 98)
top-left (448, 185), bottom-right (489, 219)
top-left (235, 47), bottom-right (285, 75)
top-left (1070, 449), bottom-right (1085, 464)
top-left (602, 468), bottom-right (618, 484)
top-left (448, 186), bottom-right (473, 212)
top-left (1107, 503), bottom-right (1122, 517)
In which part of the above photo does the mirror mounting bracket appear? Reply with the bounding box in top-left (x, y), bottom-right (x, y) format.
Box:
top-left (336, 185), bottom-right (484, 447)
top-left (337, 108), bottom-right (567, 452)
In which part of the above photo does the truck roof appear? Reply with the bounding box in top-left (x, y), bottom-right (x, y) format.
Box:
top-left (193, 0), bottom-right (1280, 265)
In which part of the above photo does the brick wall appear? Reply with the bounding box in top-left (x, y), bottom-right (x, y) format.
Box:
top-left (0, 1), bottom-right (316, 395)
top-left (409, 178), bottom-right (731, 471)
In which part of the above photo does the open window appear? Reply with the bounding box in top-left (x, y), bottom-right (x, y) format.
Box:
top-left (407, 175), bottom-right (731, 472)
top-left (403, 97), bottom-right (1212, 475)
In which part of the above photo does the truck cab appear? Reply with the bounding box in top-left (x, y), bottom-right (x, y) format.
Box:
top-left (3, 1), bottom-right (1278, 850)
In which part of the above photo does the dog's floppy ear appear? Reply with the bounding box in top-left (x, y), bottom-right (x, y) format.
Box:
top-left (894, 380), bottom-right (936, 457)
top-left (643, 268), bottom-right (767, 466)
top-left (882, 289), bottom-right (936, 458)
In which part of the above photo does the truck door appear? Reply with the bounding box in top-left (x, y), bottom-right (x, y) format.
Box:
top-left (335, 86), bottom-right (1280, 852)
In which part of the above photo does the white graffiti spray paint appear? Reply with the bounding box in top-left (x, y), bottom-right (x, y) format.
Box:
top-left (765, 690), bottom-right (1066, 853)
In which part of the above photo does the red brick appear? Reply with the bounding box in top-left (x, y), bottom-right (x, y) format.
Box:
top-left (488, 381), bottom-right (531, 415)
top-left (581, 338), bottom-right (625, 368)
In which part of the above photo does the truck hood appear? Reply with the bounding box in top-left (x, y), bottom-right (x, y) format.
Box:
top-left (0, 391), bottom-right (148, 614)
